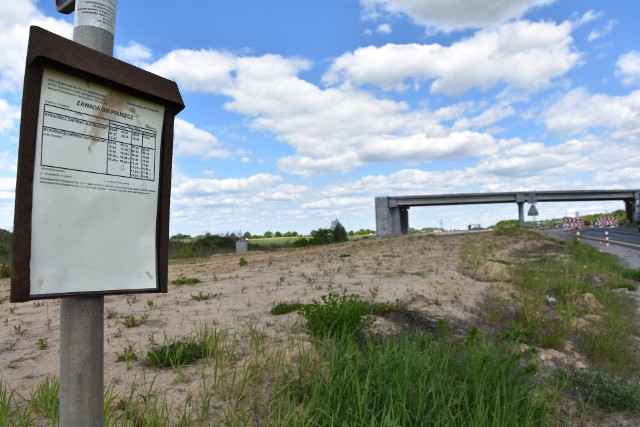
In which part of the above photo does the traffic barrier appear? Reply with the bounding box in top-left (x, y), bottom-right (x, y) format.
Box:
top-left (562, 217), bottom-right (584, 230)
top-left (594, 216), bottom-right (618, 228)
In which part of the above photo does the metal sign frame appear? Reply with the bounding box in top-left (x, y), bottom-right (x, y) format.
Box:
top-left (11, 26), bottom-right (184, 302)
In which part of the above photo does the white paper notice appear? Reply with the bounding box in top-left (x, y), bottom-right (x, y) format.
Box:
top-left (31, 67), bottom-right (165, 296)
top-left (74, 0), bottom-right (117, 34)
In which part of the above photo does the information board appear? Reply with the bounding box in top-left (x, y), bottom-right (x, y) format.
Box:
top-left (30, 68), bottom-right (165, 296)
top-left (11, 26), bottom-right (184, 301)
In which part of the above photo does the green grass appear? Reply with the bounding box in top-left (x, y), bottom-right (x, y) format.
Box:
top-left (270, 302), bottom-right (305, 315)
top-left (574, 369), bottom-right (640, 412)
top-left (171, 277), bottom-right (201, 286)
top-left (116, 314), bottom-right (148, 328)
top-left (268, 326), bottom-right (553, 426)
top-left (485, 237), bottom-right (640, 377)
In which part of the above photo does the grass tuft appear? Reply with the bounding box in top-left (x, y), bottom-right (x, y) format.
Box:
top-left (171, 277), bottom-right (201, 286)
top-left (574, 369), bottom-right (640, 412)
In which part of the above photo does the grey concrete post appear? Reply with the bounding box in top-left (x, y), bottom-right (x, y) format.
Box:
top-left (60, 1), bottom-right (116, 425)
top-left (375, 197), bottom-right (393, 236)
top-left (400, 207), bottom-right (409, 234)
top-left (60, 298), bottom-right (104, 426)
top-left (236, 239), bottom-right (248, 254)
top-left (516, 193), bottom-right (525, 227)
top-left (517, 202), bottom-right (525, 227)
top-left (624, 199), bottom-right (634, 223)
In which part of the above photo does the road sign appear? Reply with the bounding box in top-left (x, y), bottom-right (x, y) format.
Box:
top-left (528, 204), bottom-right (539, 216)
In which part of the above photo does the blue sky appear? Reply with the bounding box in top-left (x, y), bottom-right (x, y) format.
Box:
top-left (2, 0), bottom-right (640, 235)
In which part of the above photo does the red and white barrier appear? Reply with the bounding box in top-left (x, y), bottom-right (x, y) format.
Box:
top-left (562, 217), bottom-right (584, 230)
top-left (594, 216), bottom-right (618, 228)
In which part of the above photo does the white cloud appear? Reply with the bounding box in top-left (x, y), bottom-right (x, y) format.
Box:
top-left (542, 88), bottom-right (640, 136)
top-left (115, 41), bottom-right (153, 65)
top-left (377, 23), bottom-right (392, 34)
top-left (572, 10), bottom-right (602, 28)
top-left (324, 20), bottom-right (579, 95)
top-left (453, 103), bottom-right (516, 130)
top-left (146, 49), bottom-right (237, 92)
top-left (0, 1), bottom-right (72, 94)
top-left (616, 51), bottom-right (640, 87)
top-left (587, 19), bottom-right (616, 42)
top-left (0, 151), bottom-right (17, 174)
top-left (360, 0), bottom-right (556, 33)
top-left (172, 173), bottom-right (283, 199)
top-left (0, 99), bottom-right (20, 136)
top-left (174, 118), bottom-right (231, 159)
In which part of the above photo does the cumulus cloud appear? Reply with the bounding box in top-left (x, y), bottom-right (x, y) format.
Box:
top-left (172, 173), bottom-right (283, 198)
top-left (324, 20), bottom-right (579, 95)
top-left (616, 51), bottom-right (640, 87)
top-left (360, 0), bottom-right (556, 33)
top-left (0, 1), bottom-right (72, 94)
top-left (174, 118), bottom-right (231, 159)
top-left (146, 49), bottom-right (237, 92)
top-left (0, 99), bottom-right (20, 137)
top-left (542, 88), bottom-right (640, 136)
top-left (115, 41), bottom-right (153, 65)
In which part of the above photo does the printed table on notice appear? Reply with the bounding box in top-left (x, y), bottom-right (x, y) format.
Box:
top-left (41, 104), bottom-right (156, 181)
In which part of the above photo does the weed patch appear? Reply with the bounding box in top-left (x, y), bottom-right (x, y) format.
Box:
top-left (298, 292), bottom-right (395, 337)
top-left (171, 277), bottom-right (201, 286)
top-left (574, 369), bottom-right (640, 412)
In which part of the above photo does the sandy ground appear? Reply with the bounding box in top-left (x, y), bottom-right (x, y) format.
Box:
top-left (0, 230), bottom-right (632, 416)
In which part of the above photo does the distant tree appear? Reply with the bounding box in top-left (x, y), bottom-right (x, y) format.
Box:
top-left (264, 231), bottom-right (273, 238)
top-left (243, 231), bottom-right (252, 239)
top-left (274, 231), bottom-right (283, 237)
top-left (310, 228), bottom-right (333, 245)
top-left (170, 233), bottom-right (192, 240)
top-left (331, 219), bottom-right (348, 243)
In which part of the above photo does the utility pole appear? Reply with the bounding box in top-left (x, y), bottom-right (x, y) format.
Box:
top-left (56, 2), bottom-right (116, 425)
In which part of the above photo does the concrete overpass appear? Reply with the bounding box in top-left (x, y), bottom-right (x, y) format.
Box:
top-left (375, 190), bottom-right (640, 236)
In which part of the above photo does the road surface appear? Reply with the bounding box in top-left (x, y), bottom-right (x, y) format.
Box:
top-left (537, 227), bottom-right (640, 270)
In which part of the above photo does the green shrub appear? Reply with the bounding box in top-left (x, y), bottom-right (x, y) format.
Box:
top-left (299, 293), bottom-right (394, 337)
top-left (0, 264), bottom-right (10, 279)
top-left (239, 257), bottom-right (248, 266)
top-left (574, 369), bottom-right (640, 411)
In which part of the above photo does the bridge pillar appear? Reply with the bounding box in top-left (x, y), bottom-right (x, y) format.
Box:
top-left (400, 207), bottom-right (409, 234)
top-left (624, 199), bottom-right (634, 223)
top-left (516, 193), bottom-right (525, 227)
top-left (375, 197), bottom-right (403, 236)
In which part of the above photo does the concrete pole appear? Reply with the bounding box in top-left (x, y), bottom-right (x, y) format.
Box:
top-left (517, 202), bottom-right (525, 227)
top-left (60, 1), bottom-right (116, 426)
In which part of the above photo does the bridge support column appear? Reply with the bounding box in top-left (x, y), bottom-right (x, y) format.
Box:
top-left (376, 197), bottom-right (403, 236)
top-left (516, 193), bottom-right (525, 227)
top-left (625, 199), bottom-right (634, 223)
top-left (400, 207), bottom-right (409, 235)
top-left (517, 202), bottom-right (525, 227)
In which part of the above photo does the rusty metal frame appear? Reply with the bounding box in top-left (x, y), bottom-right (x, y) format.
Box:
top-left (11, 26), bottom-right (184, 301)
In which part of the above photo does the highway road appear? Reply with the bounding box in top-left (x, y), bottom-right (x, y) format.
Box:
top-left (536, 227), bottom-right (640, 270)
top-left (573, 227), bottom-right (640, 251)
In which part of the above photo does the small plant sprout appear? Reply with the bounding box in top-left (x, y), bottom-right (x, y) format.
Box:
top-left (116, 314), bottom-right (148, 328)
top-left (147, 299), bottom-right (156, 309)
top-left (36, 338), bottom-right (48, 350)
top-left (239, 257), bottom-right (249, 267)
top-left (191, 291), bottom-right (212, 301)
